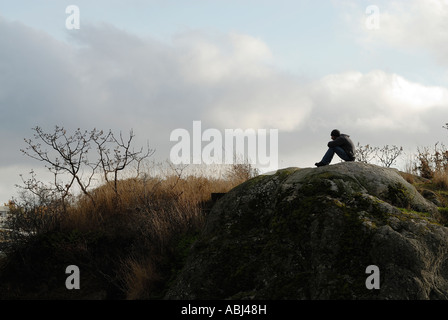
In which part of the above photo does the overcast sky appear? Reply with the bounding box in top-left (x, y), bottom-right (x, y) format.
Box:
top-left (1, 0), bottom-right (448, 203)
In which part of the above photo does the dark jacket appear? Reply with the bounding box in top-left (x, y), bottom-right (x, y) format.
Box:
top-left (328, 134), bottom-right (356, 161)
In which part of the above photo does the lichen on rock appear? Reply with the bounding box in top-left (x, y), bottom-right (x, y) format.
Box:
top-left (166, 162), bottom-right (448, 300)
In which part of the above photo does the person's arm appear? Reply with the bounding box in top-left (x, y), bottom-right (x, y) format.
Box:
top-left (328, 137), bottom-right (344, 148)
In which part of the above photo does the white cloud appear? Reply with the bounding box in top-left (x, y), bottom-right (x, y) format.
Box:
top-left (387, 74), bottom-right (448, 108)
top-left (171, 31), bottom-right (312, 130)
top-left (63, 25), bottom-right (313, 133)
top-left (176, 32), bottom-right (274, 84)
top-left (359, 0), bottom-right (448, 65)
top-left (307, 70), bottom-right (448, 133)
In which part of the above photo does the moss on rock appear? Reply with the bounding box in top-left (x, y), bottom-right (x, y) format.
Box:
top-left (166, 163), bottom-right (448, 300)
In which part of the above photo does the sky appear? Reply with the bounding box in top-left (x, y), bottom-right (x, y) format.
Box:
top-left (1, 0), bottom-right (448, 204)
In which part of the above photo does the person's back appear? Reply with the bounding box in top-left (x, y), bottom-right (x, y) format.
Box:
top-left (315, 129), bottom-right (356, 167)
top-left (328, 133), bottom-right (355, 161)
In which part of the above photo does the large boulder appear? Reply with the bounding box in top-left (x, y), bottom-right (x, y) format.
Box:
top-left (166, 162), bottom-right (448, 299)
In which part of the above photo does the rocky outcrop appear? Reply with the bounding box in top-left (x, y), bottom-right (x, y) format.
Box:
top-left (166, 162), bottom-right (448, 300)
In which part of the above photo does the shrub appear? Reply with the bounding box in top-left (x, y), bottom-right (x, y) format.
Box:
top-left (1, 159), bottom-right (253, 299)
top-left (433, 170), bottom-right (448, 191)
top-left (414, 143), bottom-right (448, 179)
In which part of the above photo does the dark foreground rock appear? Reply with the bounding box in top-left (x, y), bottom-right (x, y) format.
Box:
top-left (166, 162), bottom-right (448, 300)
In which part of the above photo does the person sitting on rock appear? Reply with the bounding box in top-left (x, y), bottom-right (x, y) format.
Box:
top-left (315, 129), bottom-right (356, 167)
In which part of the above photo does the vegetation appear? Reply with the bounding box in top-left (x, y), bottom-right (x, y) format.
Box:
top-left (356, 123), bottom-right (448, 227)
top-left (356, 143), bottom-right (403, 167)
top-left (1, 123), bottom-right (448, 299)
top-left (0, 126), bottom-right (258, 299)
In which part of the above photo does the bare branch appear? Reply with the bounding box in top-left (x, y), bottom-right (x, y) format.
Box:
top-left (355, 143), bottom-right (379, 164)
top-left (20, 126), bottom-right (154, 209)
top-left (376, 145), bottom-right (403, 168)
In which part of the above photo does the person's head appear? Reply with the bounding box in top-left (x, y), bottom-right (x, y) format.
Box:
top-left (331, 129), bottom-right (340, 140)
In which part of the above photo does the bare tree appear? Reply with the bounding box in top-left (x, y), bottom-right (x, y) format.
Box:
top-left (92, 129), bottom-right (154, 199)
top-left (355, 143), bottom-right (379, 164)
top-left (376, 145), bottom-right (403, 168)
top-left (20, 126), bottom-right (154, 209)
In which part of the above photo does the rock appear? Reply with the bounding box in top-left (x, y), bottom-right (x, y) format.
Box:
top-left (166, 162), bottom-right (448, 300)
top-left (421, 189), bottom-right (442, 206)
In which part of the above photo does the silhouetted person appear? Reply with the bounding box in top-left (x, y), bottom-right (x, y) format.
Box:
top-left (315, 129), bottom-right (356, 167)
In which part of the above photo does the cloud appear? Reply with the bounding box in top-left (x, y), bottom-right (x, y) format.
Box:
top-left (359, 0), bottom-right (448, 65)
top-left (0, 19), bottom-right (313, 168)
top-left (0, 19), bottom-right (69, 128)
top-left (0, 17), bottom-right (84, 167)
top-left (2, 14), bottom-right (448, 202)
top-left (64, 25), bottom-right (313, 132)
top-left (308, 70), bottom-right (448, 133)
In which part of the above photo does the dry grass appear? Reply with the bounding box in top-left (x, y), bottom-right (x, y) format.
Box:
top-left (433, 170), bottom-right (448, 190)
top-left (51, 162), bottom-right (255, 299)
top-left (62, 168), bottom-right (240, 233)
top-left (0, 160), bottom-right (257, 299)
top-left (406, 144), bottom-right (448, 191)
top-left (401, 172), bottom-right (415, 185)
top-left (119, 256), bottom-right (162, 300)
